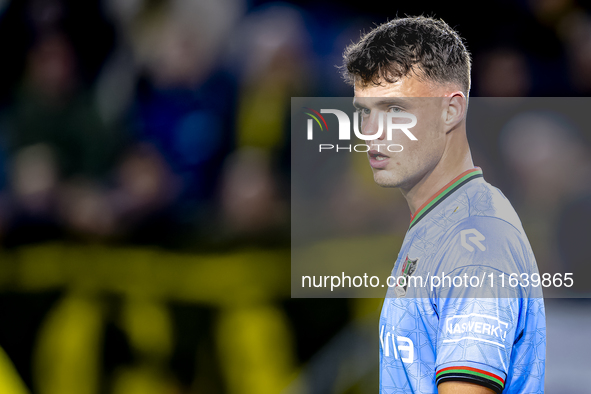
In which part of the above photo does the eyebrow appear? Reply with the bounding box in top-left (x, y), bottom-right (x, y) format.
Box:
top-left (352, 98), bottom-right (411, 109)
top-left (352, 98), bottom-right (363, 109)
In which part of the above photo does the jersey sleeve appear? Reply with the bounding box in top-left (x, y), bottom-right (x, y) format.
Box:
top-left (430, 216), bottom-right (541, 393)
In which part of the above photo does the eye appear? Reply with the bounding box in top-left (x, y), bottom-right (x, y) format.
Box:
top-left (356, 107), bottom-right (371, 116)
top-left (388, 106), bottom-right (403, 113)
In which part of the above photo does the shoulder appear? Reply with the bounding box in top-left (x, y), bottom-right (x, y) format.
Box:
top-left (416, 180), bottom-right (525, 244)
top-left (433, 214), bottom-right (535, 275)
top-left (466, 181), bottom-right (525, 232)
top-left (436, 179), bottom-right (532, 262)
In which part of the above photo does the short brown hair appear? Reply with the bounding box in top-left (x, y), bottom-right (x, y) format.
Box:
top-left (342, 16), bottom-right (471, 95)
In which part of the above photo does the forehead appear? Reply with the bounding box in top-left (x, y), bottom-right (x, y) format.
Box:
top-left (354, 75), bottom-right (448, 98)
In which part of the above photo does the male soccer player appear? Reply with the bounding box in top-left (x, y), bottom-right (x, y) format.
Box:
top-left (342, 17), bottom-right (546, 393)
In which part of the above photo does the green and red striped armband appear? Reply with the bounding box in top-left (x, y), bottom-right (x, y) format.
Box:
top-left (436, 363), bottom-right (506, 393)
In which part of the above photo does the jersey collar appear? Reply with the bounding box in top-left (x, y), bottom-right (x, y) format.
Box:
top-left (408, 168), bottom-right (483, 230)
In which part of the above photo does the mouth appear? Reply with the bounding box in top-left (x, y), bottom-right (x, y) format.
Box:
top-left (368, 150), bottom-right (390, 169)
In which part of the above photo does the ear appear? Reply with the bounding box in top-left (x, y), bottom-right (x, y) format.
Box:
top-left (442, 91), bottom-right (467, 133)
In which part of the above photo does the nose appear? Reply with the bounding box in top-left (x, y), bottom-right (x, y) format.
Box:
top-left (362, 111), bottom-right (386, 140)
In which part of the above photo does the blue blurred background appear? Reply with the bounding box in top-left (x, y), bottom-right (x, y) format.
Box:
top-left (0, 0), bottom-right (589, 393)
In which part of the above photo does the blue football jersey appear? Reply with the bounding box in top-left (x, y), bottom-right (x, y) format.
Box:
top-left (379, 168), bottom-right (546, 393)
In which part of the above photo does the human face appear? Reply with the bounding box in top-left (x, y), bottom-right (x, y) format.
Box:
top-left (353, 76), bottom-right (449, 191)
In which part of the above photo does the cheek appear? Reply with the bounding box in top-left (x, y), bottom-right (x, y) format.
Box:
top-left (409, 113), bottom-right (445, 152)
top-left (383, 119), bottom-right (422, 145)
top-left (419, 112), bottom-right (441, 135)
top-left (402, 130), bottom-right (443, 163)
top-left (384, 113), bottom-right (441, 155)
top-left (402, 111), bottom-right (437, 141)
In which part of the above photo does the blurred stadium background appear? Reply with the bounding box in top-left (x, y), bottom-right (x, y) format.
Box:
top-left (0, 0), bottom-right (589, 393)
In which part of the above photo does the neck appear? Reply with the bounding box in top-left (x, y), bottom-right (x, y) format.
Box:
top-left (401, 128), bottom-right (474, 215)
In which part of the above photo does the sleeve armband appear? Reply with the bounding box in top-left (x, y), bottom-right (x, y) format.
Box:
top-left (436, 365), bottom-right (506, 393)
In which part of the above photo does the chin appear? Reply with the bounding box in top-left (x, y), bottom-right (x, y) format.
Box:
top-left (373, 170), bottom-right (402, 188)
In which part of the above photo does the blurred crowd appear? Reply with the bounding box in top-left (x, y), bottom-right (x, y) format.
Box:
top-left (0, 0), bottom-right (588, 252)
top-left (0, 0), bottom-right (590, 393)
top-left (0, 0), bottom-right (297, 249)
